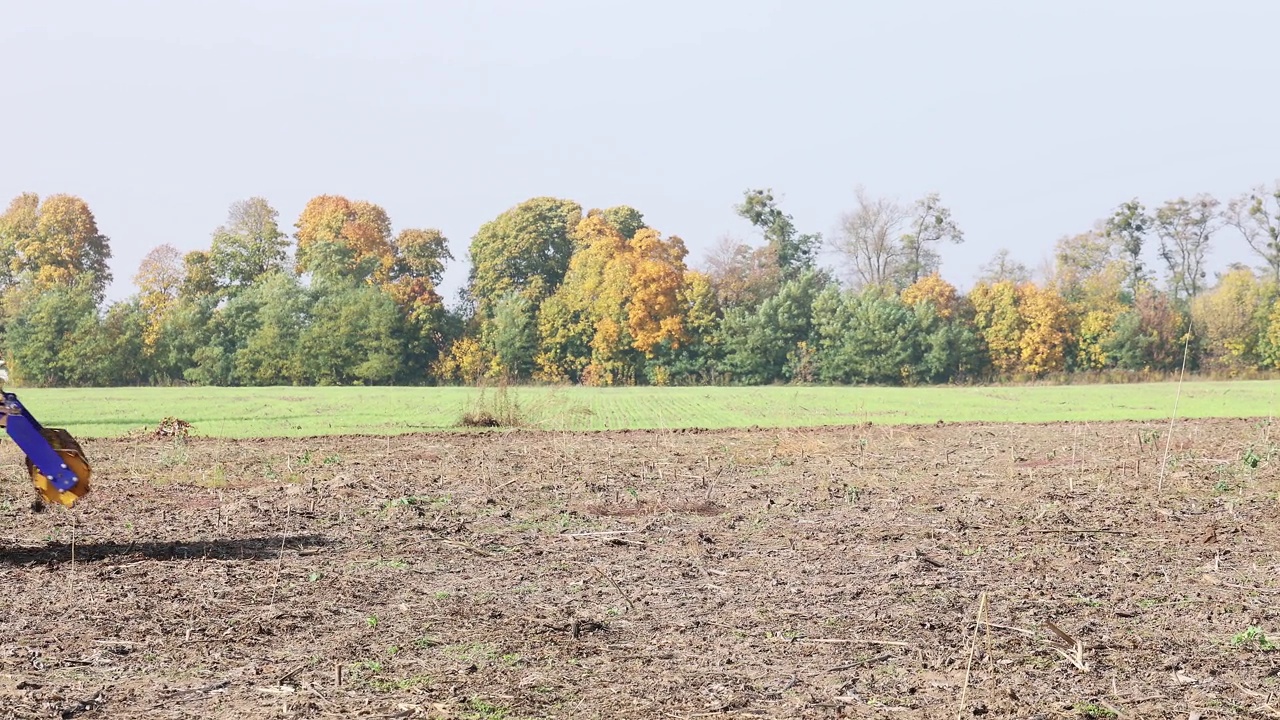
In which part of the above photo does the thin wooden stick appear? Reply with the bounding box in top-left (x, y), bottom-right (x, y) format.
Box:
top-left (957, 591), bottom-right (988, 719)
top-left (1158, 325), bottom-right (1193, 495)
top-left (797, 638), bottom-right (910, 647)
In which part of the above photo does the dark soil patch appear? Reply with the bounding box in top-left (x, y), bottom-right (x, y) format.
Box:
top-left (0, 418), bottom-right (1277, 718)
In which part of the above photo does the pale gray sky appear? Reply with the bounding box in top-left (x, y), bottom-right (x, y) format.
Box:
top-left (3, 0), bottom-right (1277, 304)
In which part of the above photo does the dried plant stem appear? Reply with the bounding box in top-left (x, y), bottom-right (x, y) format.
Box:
top-left (1157, 325), bottom-right (1193, 495)
top-left (956, 591), bottom-right (988, 719)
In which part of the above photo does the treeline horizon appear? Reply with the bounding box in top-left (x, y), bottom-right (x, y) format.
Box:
top-left (2, 181), bottom-right (1280, 388)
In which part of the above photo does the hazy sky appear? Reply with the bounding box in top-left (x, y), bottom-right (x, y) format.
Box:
top-left (3, 0), bottom-right (1277, 304)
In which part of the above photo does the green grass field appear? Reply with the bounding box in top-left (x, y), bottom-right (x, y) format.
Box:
top-left (6, 380), bottom-right (1280, 438)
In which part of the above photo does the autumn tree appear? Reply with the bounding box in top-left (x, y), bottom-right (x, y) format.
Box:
top-left (1189, 266), bottom-right (1268, 370)
top-left (734, 189), bottom-right (820, 280)
top-left (1224, 183), bottom-right (1280, 283)
top-left (0, 192), bottom-right (113, 301)
top-left (534, 213), bottom-right (629, 383)
top-left (969, 280), bottom-right (1073, 378)
top-left (1103, 287), bottom-right (1191, 372)
top-left (133, 243), bottom-right (185, 350)
top-left (391, 228), bottom-right (451, 285)
top-left (0, 197), bottom-right (29, 291)
top-left (626, 228), bottom-right (690, 358)
top-left (387, 228), bottom-right (453, 376)
top-left (294, 195), bottom-right (395, 284)
top-left (968, 281), bottom-right (1024, 375)
top-left (1154, 194), bottom-right (1220, 301)
top-left (1049, 229), bottom-right (1126, 369)
top-left (1015, 283), bottom-right (1072, 376)
top-left (661, 270), bottom-right (720, 384)
top-left (210, 197), bottom-right (290, 290)
top-left (531, 211), bottom-right (691, 385)
top-left (901, 273), bottom-right (962, 320)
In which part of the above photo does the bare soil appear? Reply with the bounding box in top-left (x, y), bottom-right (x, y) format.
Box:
top-left (1, 418), bottom-right (1279, 719)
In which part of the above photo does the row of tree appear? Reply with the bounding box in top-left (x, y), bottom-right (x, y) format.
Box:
top-left (1, 182), bottom-right (1279, 387)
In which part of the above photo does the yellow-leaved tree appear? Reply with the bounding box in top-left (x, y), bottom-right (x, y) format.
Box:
top-left (1049, 229), bottom-right (1127, 370)
top-left (1016, 283), bottom-right (1072, 376)
top-left (534, 211), bottom-right (694, 385)
top-left (133, 243), bottom-right (185, 350)
top-left (534, 213), bottom-right (630, 383)
top-left (901, 272), bottom-right (960, 319)
top-left (627, 227), bottom-right (690, 357)
top-left (1190, 266), bottom-right (1270, 370)
top-left (0, 192), bottom-right (113, 301)
top-left (968, 281), bottom-right (1024, 375)
top-left (969, 280), bottom-right (1073, 377)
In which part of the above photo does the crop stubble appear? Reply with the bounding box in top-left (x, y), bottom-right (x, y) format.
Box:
top-left (0, 418), bottom-right (1277, 718)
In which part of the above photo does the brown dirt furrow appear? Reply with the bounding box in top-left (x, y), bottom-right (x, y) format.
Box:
top-left (0, 418), bottom-right (1277, 718)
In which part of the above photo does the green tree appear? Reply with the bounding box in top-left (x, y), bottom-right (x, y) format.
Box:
top-left (1103, 199), bottom-right (1151, 296)
top-left (180, 250), bottom-right (219, 299)
top-left (601, 206), bottom-right (646, 240)
top-left (716, 269), bottom-right (829, 384)
top-left (97, 299), bottom-right (151, 385)
top-left (1103, 287), bottom-right (1192, 372)
top-left (231, 271), bottom-right (310, 385)
top-left (660, 270), bottom-right (721, 384)
top-left (387, 228), bottom-right (452, 380)
top-left (210, 197), bottom-right (290, 290)
top-left (4, 276), bottom-right (104, 386)
top-left (811, 286), bottom-right (919, 384)
top-left (466, 196), bottom-right (582, 318)
top-left (300, 283), bottom-right (404, 385)
top-left (484, 291), bottom-right (539, 381)
top-left (1154, 194), bottom-right (1220, 301)
top-left (734, 189), bottom-right (820, 279)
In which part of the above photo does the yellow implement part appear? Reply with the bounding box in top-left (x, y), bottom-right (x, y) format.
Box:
top-left (27, 428), bottom-right (91, 507)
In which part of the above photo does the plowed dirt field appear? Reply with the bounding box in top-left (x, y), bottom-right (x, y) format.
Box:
top-left (1, 418), bottom-right (1279, 719)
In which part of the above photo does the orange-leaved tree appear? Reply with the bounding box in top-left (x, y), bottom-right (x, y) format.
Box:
top-left (627, 227), bottom-right (690, 357)
top-left (294, 195), bottom-right (396, 283)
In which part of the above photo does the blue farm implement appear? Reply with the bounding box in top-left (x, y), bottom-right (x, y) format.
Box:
top-left (0, 391), bottom-right (91, 507)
